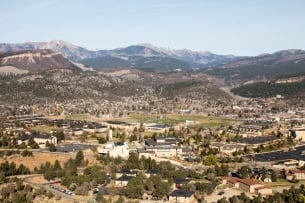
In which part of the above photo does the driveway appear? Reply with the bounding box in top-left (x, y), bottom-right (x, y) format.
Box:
top-left (204, 188), bottom-right (242, 203)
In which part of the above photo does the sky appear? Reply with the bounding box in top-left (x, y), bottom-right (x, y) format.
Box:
top-left (1, 0), bottom-right (305, 56)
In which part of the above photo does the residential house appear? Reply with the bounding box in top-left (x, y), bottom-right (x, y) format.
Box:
top-left (115, 175), bottom-right (134, 187)
top-left (286, 170), bottom-right (305, 181)
top-left (169, 189), bottom-right (196, 203)
top-left (116, 168), bottom-right (138, 179)
top-left (144, 169), bottom-right (160, 178)
top-left (173, 178), bottom-right (191, 189)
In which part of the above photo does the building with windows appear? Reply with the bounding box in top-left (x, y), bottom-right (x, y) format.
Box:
top-left (138, 136), bottom-right (192, 158)
top-left (98, 142), bottom-right (129, 158)
top-left (220, 177), bottom-right (272, 195)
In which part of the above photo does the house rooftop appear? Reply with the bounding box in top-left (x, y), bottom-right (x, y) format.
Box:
top-left (116, 175), bottom-right (134, 181)
top-left (169, 189), bottom-right (193, 197)
top-left (238, 178), bottom-right (261, 186)
top-left (145, 168), bottom-right (160, 175)
top-left (174, 178), bottom-right (191, 184)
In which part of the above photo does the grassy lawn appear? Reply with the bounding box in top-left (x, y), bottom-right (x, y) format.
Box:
top-left (65, 114), bottom-right (90, 120)
top-left (31, 125), bottom-right (59, 133)
top-left (265, 179), bottom-right (305, 187)
top-left (129, 114), bottom-right (232, 128)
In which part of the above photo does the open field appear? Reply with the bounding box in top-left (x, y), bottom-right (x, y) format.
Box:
top-left (129, 114), bottom-right (232, 128)
top-left (265, 179), bottom-right (305, 187)
top-left (0, 151), bottom-right (74, 171)
top-left (31, 125), bottom-right (59, 133)
top-left (65, 114), bottom-right (90, 120)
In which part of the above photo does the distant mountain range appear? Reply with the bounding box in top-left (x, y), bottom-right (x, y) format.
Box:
top-left (0, 41), bottom-right (305, 100)
top-left (0, 40), bottom-right (242, 70)
top-left (1, 40), bottom-right (305, 91)
top-left (205, 49), bottom-right (305, 84)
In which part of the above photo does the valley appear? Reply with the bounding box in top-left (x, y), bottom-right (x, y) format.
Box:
top-left (0, 40), bottom-right (305, 203)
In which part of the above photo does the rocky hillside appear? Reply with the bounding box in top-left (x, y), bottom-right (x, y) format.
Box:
top-left (0, 67), bottom-right (232, 105)
top-left (0, 49), bottom-right (78, 73)
top-left (0, 40), bottom-right (96, 61)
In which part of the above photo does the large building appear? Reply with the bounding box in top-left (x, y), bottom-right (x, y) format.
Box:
top-left (98, 142), bottom-right (129, 158)
top-left (17, 133), bottom-right (57, 145)
top-left (138, 136), bottom-right (192, 158)
top-left (220, 177), bottom-right (272, 195)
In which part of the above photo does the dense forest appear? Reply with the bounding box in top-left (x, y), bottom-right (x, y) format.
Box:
top-left (205, 60), bottom-right (305, 84)
top-left (231, 80), bottom-right (305, 98)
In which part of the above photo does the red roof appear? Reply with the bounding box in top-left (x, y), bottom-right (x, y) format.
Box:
top-left (238, 178), bottom-right (261, 186)
top-left (220, 176), bottom-right (240, 184)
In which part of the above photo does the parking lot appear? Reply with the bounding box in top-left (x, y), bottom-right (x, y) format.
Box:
top-left (234, 135), bottom-right (278, 145)
top-left (56, 143), bottom-right (96, 153)
top-left (246, 144), bottom-right (305, 162)
top-left (49, 184), bottom-right (74, 195)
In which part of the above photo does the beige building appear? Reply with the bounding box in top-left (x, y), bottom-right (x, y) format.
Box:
top-left (286, 170), bottom-right (305, 181)
top-left (17, 134), bottom-right (57, 145)
top-left (211, 143), bottom-right (245, 154)
top-left (255, 186), bottom-right (273, 195)
top-left (220, 177), bottom-right (272, 195)
top-left (115, 175), bottom-right (134, 187)
top-left (139, 136), bottom-right (191, 158)
top-left (289, 128), bottom-right (305, 141)
top-left (238, 179), bottom-right (266, 193)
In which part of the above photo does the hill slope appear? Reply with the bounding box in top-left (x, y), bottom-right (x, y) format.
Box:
top-left (81, 55), bottom-right (192, 71)
top-left (205, 49), bottom-right (305, 84)
top-left (0, 49), bottom-right (78, 72)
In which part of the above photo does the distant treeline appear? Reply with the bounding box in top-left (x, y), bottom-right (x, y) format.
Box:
top-left (231, 80), bottom-right (305, 98)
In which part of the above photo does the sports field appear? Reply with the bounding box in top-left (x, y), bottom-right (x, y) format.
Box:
top-left (129, 114), bottom-right (232, 128)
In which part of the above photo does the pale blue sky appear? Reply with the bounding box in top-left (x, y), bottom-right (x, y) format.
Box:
top-left (1, 0), bottom-right (305, 55)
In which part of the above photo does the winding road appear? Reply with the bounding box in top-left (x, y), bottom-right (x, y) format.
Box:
top-left (22, 174), bottom-right (91, 203)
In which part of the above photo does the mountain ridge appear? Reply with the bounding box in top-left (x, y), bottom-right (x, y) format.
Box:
top-left (0, 40), bottom-right (242, 67)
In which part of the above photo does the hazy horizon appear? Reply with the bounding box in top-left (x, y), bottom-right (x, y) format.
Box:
top-left (1, 0), bottom-right (305, 56)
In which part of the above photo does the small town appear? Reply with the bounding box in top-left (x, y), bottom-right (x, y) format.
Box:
top-left (1, 93), bottom-right (305, 203)
top-left (1, 1), bottom-right (305, 203)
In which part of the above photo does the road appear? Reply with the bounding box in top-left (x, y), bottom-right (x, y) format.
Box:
top-left (22, 174), bottom-right (91, 203)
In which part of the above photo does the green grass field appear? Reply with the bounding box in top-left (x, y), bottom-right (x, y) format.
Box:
top-left (129, 114), bottom-right (232, 128)
top-left (65, 114), bottom-right (90, 120)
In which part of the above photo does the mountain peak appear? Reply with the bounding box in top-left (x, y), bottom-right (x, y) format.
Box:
top-left (0, 40), bottom-right (241, 68)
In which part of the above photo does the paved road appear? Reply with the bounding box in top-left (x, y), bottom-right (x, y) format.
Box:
top-left (23, 174), bottom-right (90, 203)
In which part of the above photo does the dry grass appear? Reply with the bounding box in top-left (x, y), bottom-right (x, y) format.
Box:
top-left (0, 152), bottom-right (74, 171)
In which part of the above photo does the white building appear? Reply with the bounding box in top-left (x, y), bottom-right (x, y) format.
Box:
top-left (17, 134), bottom-right (57, 145)
top-left (98, 142), bottom-right (129, 158)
